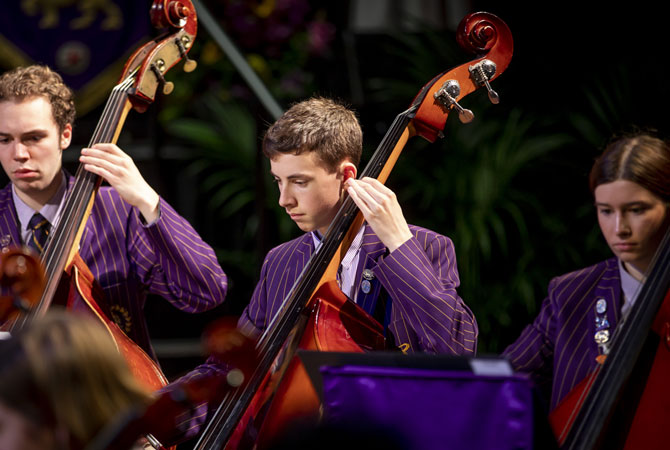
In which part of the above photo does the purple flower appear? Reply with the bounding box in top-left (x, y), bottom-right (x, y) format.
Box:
top-left (276, 0), bottom-right (310, 25)
top-left (307, 20), bottom-right (335, 56)
top-left (280, 69), bottom-right (310, 96)
top-left (264, 20), bottom-right (293, 42)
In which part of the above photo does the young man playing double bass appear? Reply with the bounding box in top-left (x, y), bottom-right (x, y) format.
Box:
top-left (238, 96), bottom-right (477, 354)
top-left (167, 97), bottom-right (477, 444)
top-left (0, 64), bottom-right (228, 359)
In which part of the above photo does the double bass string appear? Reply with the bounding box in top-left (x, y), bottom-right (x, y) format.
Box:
top-left (194, 107), bottom-right (418, 448)
top-left (35, 77), bottom-right (136, 317)
top-left (47, 76), bottom-right (133, 262)
top-left (562, 226), bottom-right (670, 448)
top-left (258, 105), bottom-right (416, 353)
top-left (8, 76), bottom-right (135, 328)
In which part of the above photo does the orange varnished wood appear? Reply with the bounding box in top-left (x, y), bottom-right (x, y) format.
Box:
top-left (551, 293), bottom-right (670, 449)
top-left (0, 248), bottom-right (45, 324)
top-left (412, 12), bottom-right (513, 143)
top-left (251, 281), bottom-right (385, 448)
top-left (223, 281), bottom-right (385, 449)
top-left (66, 253), bottom-right (168, 391)
top-left (0, 3), bottom-right (199, 447)
top-left (549, 371), bottom-right (598, 445)
top-left (87, 321), bottom-right (260, 450)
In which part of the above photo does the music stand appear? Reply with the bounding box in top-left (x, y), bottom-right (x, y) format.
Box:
top-left (297, 350), bottom-right (553, 450)
top-left (298, 350), bottom-right (513, 402)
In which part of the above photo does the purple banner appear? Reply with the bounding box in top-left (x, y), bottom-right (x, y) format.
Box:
top-left (0, 0), bottom-right (152, 113)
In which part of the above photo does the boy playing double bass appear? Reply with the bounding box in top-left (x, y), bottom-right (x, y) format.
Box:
top-left (239, 96), bottom-right (476, 354)
top-left (0, 64), bottom-right (227, 358)
top-left (168, 96), bottom-right (477, 444)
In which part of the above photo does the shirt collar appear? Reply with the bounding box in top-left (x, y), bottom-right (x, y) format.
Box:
top-left (618, 258), bottom-right (643, 315)
top-left (13, 171), bottom-right (67, 230)
top-left (311, 225), bottom-right (366, 263)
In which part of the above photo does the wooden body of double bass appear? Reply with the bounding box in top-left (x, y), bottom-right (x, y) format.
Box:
top-left (229, 281), bottom-right (385, 449)
top-left (621, 294), bottom-right (670, 449)
top-left (67, 253), bottom-right (169, 390)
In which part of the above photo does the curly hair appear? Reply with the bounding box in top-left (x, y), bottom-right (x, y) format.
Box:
top-left (0, 65), bottom-right (76, 133)
top-left (262, 97), bottom-right (362, 172)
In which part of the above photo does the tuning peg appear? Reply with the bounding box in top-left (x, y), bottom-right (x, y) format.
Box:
top-left (434, 80), bottom-right (474, 123)
top-left (469, 59), bottom-right (499, 104)
top-left (483, 79), bottom-right (499, 104)
top-left (150, 60), bottom-right (174, 95)
top-left (176, 35), bottom-right (198, 73)
top-left (183, 59), bottom-right (197, 73)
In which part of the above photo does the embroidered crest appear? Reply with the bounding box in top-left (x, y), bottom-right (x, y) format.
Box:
top-left (110, 304), bottom-right (132, 334)
top-left (0, 235), bottom-right (11, 248)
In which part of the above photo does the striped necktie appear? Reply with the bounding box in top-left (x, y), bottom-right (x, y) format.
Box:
top-left (27, 213), bottom-right (50, 255)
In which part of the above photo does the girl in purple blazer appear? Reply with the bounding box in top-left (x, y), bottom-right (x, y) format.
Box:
top-left (504, 133), bottom-right (670, 411)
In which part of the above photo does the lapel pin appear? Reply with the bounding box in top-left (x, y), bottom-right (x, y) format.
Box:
top-left (595, 316), bottom-right (610, 330)
top-left (594, 329), bottom-right (610, 345)
top-left (361, 269), bottom-right (375, 294)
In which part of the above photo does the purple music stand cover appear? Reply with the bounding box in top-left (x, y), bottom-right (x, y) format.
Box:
top-left (321, 366), bottom-right (535, 450)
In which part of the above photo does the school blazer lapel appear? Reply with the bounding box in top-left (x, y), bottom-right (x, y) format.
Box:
top-left (354, 224), bottom-right (388, 315)
top-left (0, 184), bottom-right (23, 251)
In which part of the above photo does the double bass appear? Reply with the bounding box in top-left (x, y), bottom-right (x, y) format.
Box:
top-left (84, 318), bottom-right (260, 450)
top-left (550, 211), bottom-right (670, 447)
top-left (195, 12), bottom-right (513, 449)
top-left (0, 248), bottom-right (45, 324)
top-left (6, 0), bottom-right (199, 393)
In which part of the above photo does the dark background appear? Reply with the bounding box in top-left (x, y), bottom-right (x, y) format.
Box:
top-left (1, 0), bottom-right (668, 384)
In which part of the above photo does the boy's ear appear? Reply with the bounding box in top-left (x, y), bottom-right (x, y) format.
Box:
top-left (60, 123), bottom-right (72, 150)
top-left (341, 161), bottom-right (357, 182)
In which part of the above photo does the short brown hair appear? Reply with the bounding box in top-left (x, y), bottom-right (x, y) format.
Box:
top-left (262, 97), bottom-right (362, 172)
top-left (0, 65), bottom-right (75, 133)
top-left (589, 133), bottom-right (670, 202)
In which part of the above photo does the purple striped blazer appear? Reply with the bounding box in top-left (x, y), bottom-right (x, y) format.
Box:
top-left (502, 257), bottom-right (622, 410)
top-left (164, 223), bottom-right (476, 443)
top-left (238, 223), bottom-right (477, 355)
top-left (0, 176), bottom-right (228, 358)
